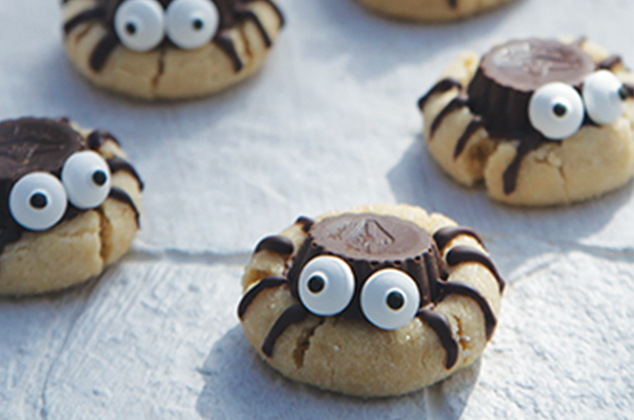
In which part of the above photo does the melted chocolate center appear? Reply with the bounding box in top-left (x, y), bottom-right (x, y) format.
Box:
top-left (0, 118), bottom-right (84, 183)
top-left (467, 39), bottom-right (596, 140)
top-left (287, 213), bottom-right (444, 319)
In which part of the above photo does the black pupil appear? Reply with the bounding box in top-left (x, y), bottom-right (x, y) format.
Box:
top-left (30, 193), bottom-right (48, 209)
top-left (126, 23), bottom-right (137, 35)
top-left (386, 291), bottom-right (405, 310)
top-left (193, 19), bottom-right (204, 30)
top-left (92, 170), bottom-right (107, 186)
top-left (307, 275), bottom-right (325, 294)
top-left (618, 86), bottom-right (628, 101)
top-left (553, 103), bottom-right (567, 117)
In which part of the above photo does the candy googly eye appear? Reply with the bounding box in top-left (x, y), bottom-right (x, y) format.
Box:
top-left (583, 70), bottom-right (627, 125)
top-left (61, 151), bottom-right (111, 210)
top-left (9, 172), bottom-right (68, 231)
top-left (298, 256), bottom-right (355, 316)
top-left (529, 82), bottom-right (585, 140)
top-left (166, 0), bottom-right (219, 50)
top-left (114, 0), bottom-right (165, 52)
top-left (360, 269), bottom-right (420, 331)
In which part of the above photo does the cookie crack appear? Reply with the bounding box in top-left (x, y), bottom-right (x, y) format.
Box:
top-left (150, 48), bottom-right (166, 97)
top-left (95, 208), bottom-right (111, 266)
top-left (71, 24), bottom-right (93, 45)
top-left (451, 314), bottom-right (470, 355)
top-left (238, 21), bottom-right (254, 65)
top-left (292, 319), bottom-right (325, 369)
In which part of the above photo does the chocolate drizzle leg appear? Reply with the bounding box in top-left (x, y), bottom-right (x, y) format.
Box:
top-left (501, 133), bottom-right (542, 195)
top-left (254, 235), bottom-right (294, 256)
top-left (87, 130), bottom-right (121, 149)
top-left (214, 34), bottom-right (244, 72)
top-left (295, 216), bottom-right (314, 233)
top-left (108, 187), bottom-right (141, 228)
top-left (417, 308), bottom-right (459, 369)
top-left (262, 304), bottom-right (309, 357)
top-left (243, 0), bottom-right (285, 26)
top-left (90, 33), bottom-right (119, 72)
top-left (430, 96), bottom-right (469, 137)
top-left (107, 156), bottom-right (145, 191)
top-left (441, 282), bottom-right (497, 339)
top-left (598, 55), bottom-right (623, 70)
top-left (418, 78), bottom-right (462, 111)
top-left (63, 7), bottom-right (105, 34)
top-left (235, 8), bottom-right (272, 46)
top-left (453, 116), bottom-right (483, 159)
top-left (433, 226), bottom-right (484, 251)
top-left (238, 276), bottom-right (288, 318)
top-left (445, 245), bottom-right (504, 292)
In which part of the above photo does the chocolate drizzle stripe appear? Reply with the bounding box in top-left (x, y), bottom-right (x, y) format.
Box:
top-left (454, 116), bottom-right (484, 159)
top-left (245, 0), bottom-right (285, 27)
top-left (446, 246), bottom-right (504, 292)
top-left (262, 304), bottom-right (308, 357)
top-left (107, 157), bottom-right (144, 191)
top-left (418, 78), bottom-right (462, 111)
top-left (430, 96), bottom-right (468, 137)
top-left (295, 216), bottom-right (314, 233)
top-left (502, 134), bottom-right (542, 195)
top-left (214, 34), bottom-right (244, 72)
top-left (442, 282), bottom-right (496, 339)
top-left (598, 55), bottom-right (622, 70)
top-left (254, 235), bottom-right (294, 256)
top-left (433, 226), bottom-right (484, 251)
top-left (236, 9), bottom-right (272, 47)
top-left (108, 187), bottom-right (140, 228)
top-left (417, 308), bottom-right (459, 369)
top-left (64, 7), bottom-right (105, 35)
top-left (238, 276), bottom-right (287, 319)
top-left (87, 130), bottom-right (121, 149)
top-left (90, 33), bottom-right (119, 72)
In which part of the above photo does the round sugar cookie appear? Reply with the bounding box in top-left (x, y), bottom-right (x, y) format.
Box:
top-left (418, 38), bottom-right (634, 206)
top-left (238, 204), bottom-right (504, 397)
top-left (62, 0), bottom-right (284, 100)
top-left (0, 117), bottom-right (143, 295)
top-left (357, 0), bottom-right (515, 22)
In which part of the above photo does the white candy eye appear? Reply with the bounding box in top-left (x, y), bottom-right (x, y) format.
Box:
top-left (583, 70), bottom-right (628, 125)
top-left (114, 0), bottom-right (165, 52)
top-left (166, 0), bottom-right (219, 50)
top-left (61, 151), bottom-right (111, 210)
top-left (360, 269), bottom-right (420, 331)
top-left (529, 82), bottom-right (585, 140)
top-left (9, 173), bottom-right (68, 231)
top-left (298, 256), bottom-right (355, 316)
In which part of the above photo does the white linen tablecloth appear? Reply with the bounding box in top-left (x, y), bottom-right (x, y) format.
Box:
top-left (0, 0), bottom-right (632, 418)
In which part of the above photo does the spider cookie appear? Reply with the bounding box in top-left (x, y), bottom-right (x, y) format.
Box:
top-left (238, 204), bottom-right (504, 397)
top-left (357, 0), bottom-right (514, 22)
top-left (0, 118), bottom-right (143, 295)
top-left (62, 0), bottom-right (284, 99)
top-left (418, 38), bottom-right (634, 206)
